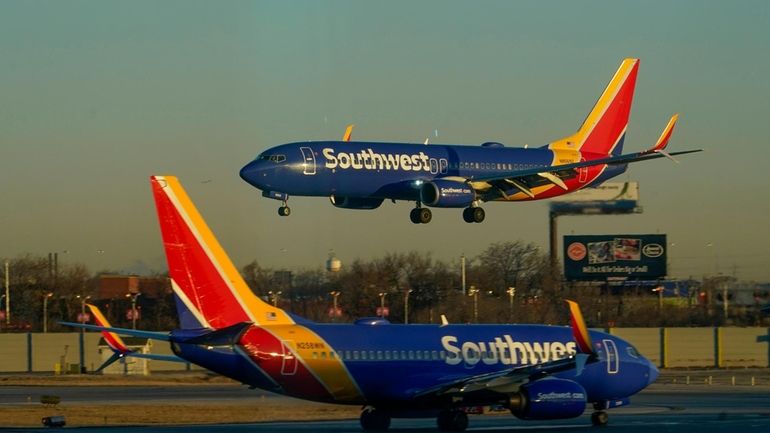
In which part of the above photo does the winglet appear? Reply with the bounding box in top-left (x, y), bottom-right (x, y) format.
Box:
top-left (343, 124), bottom-right (355, 142)
top-left (651, 114), bottom-right (679, 152)
top-left (87, 303), bottom-right (130, 354)
top-left (566, 300), bottom-right (594, 355)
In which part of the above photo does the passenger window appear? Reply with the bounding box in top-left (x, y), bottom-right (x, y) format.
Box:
top-left (416, 351), bottom-right (423, 360)
top-left (312, 352), bottom-right (318, 359)
top-left (320, 352), bottom-right (327, 359)
top-left (377, 350), bottom-right (383, 360)
top-left (353, 351), bottom-right (360, 360)
top-left (361, 351), bottom-right (368, 360)
top-left (408, 350), bottom-right (415, 360)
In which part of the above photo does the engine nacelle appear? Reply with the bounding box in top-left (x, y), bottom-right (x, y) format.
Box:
top-left (420, 179), bottom-right (475, 208)
top-left (329, 196), bottom-right (384, 210)
top-left (508, 378), bottom-right (587, 420)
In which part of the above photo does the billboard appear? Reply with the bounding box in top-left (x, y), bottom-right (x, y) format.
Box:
top-left (564, 234), bottom-right (666, 280)
top-left (550, 182), bottom-right (641, 215)
top-left (550, 182), bottom-right (639, 202)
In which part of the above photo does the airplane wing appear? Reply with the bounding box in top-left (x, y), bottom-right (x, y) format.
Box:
top-left (413, 300), bottom-right (598, 398)
top-left (470, 115), bottom-right (701, 198)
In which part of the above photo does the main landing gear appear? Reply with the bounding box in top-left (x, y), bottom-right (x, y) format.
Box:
top-left (462, 206), bottom-right (485, 223)
top-left (360, 407), bottom-right (391, 432)
top-left (359, 406), bottom-right (470, 432)
top-left (409, 205), bottom-right (486, 224)
top-left (410, 205), bottom-right (432, 224)
top-left (591, 410), bottom-right (609, 426)
top-left (437, 409), bottom-right (468, 432)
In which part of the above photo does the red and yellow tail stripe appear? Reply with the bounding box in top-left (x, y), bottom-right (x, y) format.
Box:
top-left (151, 176), bottom-right (362, 402)
top-left (151, 176), bottom-right (294, 329)
top-left (86, 303), bottom-right (129, 354)
top-left (550, 58), bottom-right (639, 157)
top-left (566, 300), bottom-right (594, 355)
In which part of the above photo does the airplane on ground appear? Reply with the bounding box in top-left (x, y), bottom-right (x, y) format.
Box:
top-left (63, 176), bottom-right (658, 431)
top-left (240, 58), bottom-right (701, 224)
top-left (86, 303), bottom-right (183, 373)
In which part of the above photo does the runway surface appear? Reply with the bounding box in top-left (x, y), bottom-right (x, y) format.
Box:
top-left (2, 385), bottom-right (769, 432)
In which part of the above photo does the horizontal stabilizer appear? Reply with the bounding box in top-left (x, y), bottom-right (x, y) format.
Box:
top-left (179, 322), bottom-right (252, 346)
top-left (58, 322), bottom-right (171, 341)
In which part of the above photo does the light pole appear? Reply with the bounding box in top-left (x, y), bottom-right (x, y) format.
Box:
top-left (506, 287), bottom-right (516, 321)
top-left (43, 292), bottom-right (53, 333)
top-left (268, 290), bottom-right (282, 308)
top-left (76, 295), bottom-right (91, 333)
top-left (722, 281), bottom-right (729, 321)
top-left (403, 289), bottom-right (413, 324)
top-left (460, 254), bottom-right (466, 296)
top-left (378, 292), bottom-right (388, 318)
top-left (329, 291), bottom-right (340, 322)
top-left (126, 293), bottom-right (142, 329)
top-left (4, 260), bottom-right (10, 326)
top-left (653, 286), bottom-right (663, 311)
top-left (469, 286), bottom-right (479, 323)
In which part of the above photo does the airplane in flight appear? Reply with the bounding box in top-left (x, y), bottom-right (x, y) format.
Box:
top-left (240, 58), bottom-right (701, 224)
top-left (64, 176), bottom-right (657, 431)
top-left (86, 303), bottom-right (183, 373)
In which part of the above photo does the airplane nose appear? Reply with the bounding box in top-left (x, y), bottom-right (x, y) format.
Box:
top-left (239, 160), bottom-right (263, 187)
top-left (647, 361), bottom-right (659, 385)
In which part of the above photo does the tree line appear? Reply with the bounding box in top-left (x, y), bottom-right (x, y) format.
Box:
top-left (1, 242), bottom-right (764, 332)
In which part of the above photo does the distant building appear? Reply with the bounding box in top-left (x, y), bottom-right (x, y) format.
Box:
top-left (97, 275), bottom-right (170, 299)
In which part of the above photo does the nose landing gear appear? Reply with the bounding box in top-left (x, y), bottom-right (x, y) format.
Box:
top-left (278, 199), bottom-right (291, 217)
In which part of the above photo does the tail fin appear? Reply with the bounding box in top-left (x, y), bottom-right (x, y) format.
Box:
top-left (87, 303), bottom-right (130, 354)
top-left (549, 58), bottom-right (639, 157)
top-left (150, 176), bottom-right (294, 329)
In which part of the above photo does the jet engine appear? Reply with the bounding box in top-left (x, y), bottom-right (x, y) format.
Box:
top-left (330, 196), bottom-right (384, 210)
top-left (507, 378), bottom-right (587, 420)
top-left (420, 179), bottom-right (475, 208)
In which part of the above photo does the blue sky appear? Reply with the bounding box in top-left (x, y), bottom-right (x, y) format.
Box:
top-left (1, 1), bottom-right (768, 280)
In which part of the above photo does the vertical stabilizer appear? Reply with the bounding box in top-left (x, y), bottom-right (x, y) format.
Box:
top-left (549, 59), bottom-right (639, 157)
top-left (150, 176), bottom-right (294, 329)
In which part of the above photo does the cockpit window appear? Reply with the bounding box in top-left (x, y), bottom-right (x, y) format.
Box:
top-left (258, 154), bottom-right (286, 163)
top-left (626, 346), bottom-right (640, 358)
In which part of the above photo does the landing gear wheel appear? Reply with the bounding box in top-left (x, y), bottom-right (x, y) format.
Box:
top-left (437, 409), bottom-right (468, 432)
top-left (410, 207), bottom-right (432, 224)
top-left (462, 207), bottom-right (485, 223)
top-left (360, 407), bottom-right (391, 432)
top-left (278, 206), bottom-right (291, 217)
top-left (591, 411), bottom-right (609, 426)
top-left (410, 208), bottom-right (421, 224)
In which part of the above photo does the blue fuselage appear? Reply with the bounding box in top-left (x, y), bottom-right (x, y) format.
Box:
top-left (172, 321), bottom-right (657, 409)
top-left (240, 141), bottom-right (626, 203)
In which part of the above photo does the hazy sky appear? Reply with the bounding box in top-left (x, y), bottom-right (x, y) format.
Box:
top-left (1, 1), bottom-right (769, 281)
